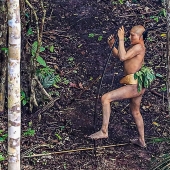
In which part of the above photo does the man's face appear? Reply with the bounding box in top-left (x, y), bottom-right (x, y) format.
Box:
top-left (129, 29), bottom-right (140, 44)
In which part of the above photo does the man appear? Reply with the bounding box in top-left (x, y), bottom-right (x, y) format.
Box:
top-left (89, 25), bottom-right (147, 148)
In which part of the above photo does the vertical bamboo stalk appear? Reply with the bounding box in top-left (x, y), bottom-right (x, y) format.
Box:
top-left (7, 0), bottom-right (21, 169)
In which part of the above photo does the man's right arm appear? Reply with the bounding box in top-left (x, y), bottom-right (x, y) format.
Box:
top-left (110, 46), bottom-right (119, 58)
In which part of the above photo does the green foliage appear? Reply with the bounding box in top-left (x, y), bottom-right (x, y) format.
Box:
top-left (150, 137), bottom-right (170, 144)
top-left (37, 66), bottom-right (63, 88)
top-left (134, 66), bottom-right (156, 92)
top-left (118, 0), bottom-right (124, 4)
top-left (98, 35), bottom-right (103, 41)
top-left (37, 56), bottom-right (47, 67)
top-left (0, 130), bottom-right (7, 142)
top-left (0, 153), bottom-right (5, 161)
top-left (41, 73), bottom-right (56, 88)
top-left (155, 73), bottom-right (163, 78)
top-left (21, 90), bottom-right (29, 106)
top-left (147, 37), bottom-right (153, 42)
top-left (31, 41), bottom-right (46, 66)
top-left (63, 78), bottom-right (69, 85)
top-left (68, 57), bottom-right (74, 62)
top-left (150, 16), bottom-right (159, 22)
top-left (159, 9), bottom-right (166, 17)
top-left (55, 133), bottom-right (62, 140)
top-left (23, 128), bottom-right (35, 137)
top-left (27, 27), bottom-right (33, 35)
top-left (88, 33), bottom-right (103, 41)
top-left (88, 33), bottom-right (95, 38)
top-left (161, 85), bottom-right (167, 92)
top-left (49, 45), bottom-right (54, 52)
top-left (1, 47), bottom-right (8, 54)
top-left (31, 41), bottom-right (38, 57)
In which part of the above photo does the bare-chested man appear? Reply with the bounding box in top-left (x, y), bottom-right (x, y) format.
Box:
top-left (89, 25), bottom-right (147, 148)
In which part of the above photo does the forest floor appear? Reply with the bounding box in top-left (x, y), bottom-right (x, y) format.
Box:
top-left (0, 0), bottom-right (169, 170)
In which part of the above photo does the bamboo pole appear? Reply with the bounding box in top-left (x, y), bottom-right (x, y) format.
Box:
top-left (7, 0), bottom-right (21, 169)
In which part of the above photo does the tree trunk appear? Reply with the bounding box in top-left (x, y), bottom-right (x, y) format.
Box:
top-left (7, 0), bottom-right (21, 169)
top-left (167, 0), bottom-right (170, 114)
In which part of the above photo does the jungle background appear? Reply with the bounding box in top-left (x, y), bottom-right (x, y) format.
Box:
top-left (0, 0), bottom-right (169, 169)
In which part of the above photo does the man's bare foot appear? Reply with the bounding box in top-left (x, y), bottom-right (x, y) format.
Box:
top-left (130, 138), bottom-right (147, 148)
top-left (88, 130), bottom-right (108, 140)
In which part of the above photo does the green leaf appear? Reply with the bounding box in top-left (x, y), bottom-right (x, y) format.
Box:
top-left (21, 91), bottom-right (26, 98)
top-left (98, 35), bottom-right (103, 41)
top-left (1, 47), bottom-right (8, 54)
top-left (156, 73), bottom-right (163, 78)
top-left (27, 27), bottom-right (33, 35)
top-left (40, 46), bottom-right (45, 52)
top-left (88, 33), bottom-right (95, 38)
top-left (0, 154), bottom-right (5, 161)
top-left (31, 41), bottom-right (38, 57)
top-left (22, 100), bottom-right (27, 106)
top-left (42, 74), bottom-right (55, 88)
top-left (50, 45), bottom-right (54, 52)
top-left (55, 133), bottom-right (62, 140)
top-left (37, 56), bottom-right (47, 67)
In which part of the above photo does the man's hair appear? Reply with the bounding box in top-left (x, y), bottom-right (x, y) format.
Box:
top-left (132, 25), bottom-right (145, 37)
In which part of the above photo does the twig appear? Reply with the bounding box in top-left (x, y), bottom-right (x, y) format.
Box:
top-left (116, 9), bottom-right (161, 17)
top-left (34, 97), bottom-right (60, 115)
top-left (150, 89), bottom-right (167, 100)
top-left (34, 76), bottom-right (52, 100)
top-left (22, 143), bottom-right (129, 158)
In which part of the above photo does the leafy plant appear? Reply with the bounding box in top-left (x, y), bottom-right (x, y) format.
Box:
top-left (161, 85), bottom-right (167, 92)
top-left (147, 37), bottom-right (153, 42)
top-left (68, 57), bottom-right (74, 62)
top-left (156, 73), bottom-right (163, 78)
top-left (88, 33), bottom-right (95, 38)
top-left (134, 66), bottom-right (156, 92)
top-left (1, 47), bottom-right (8, 54)
top-left (159, 9), bottom-right (166, 17)
top-left (31, 41), bottom-right (46, 66)
top-left (55, 133), bottom-right (62, 140)
top-left (118, 0), bottom-right (124, 4)
top-left (27, 27), bottom-right (33, 35)
top-left (0, 130), bottom-right (7, 142)
top-left (98, 35), bottom-right (103, 41)
top-left (49, 45), bottom-right (54, 52)
top-left (23, 128), bottom-right (35, 137)
top-left (21, 90), bottom-right (29, 106)
top-left (150, 16), bottom-right (159, 22)
top-left (63, 78), bottom-right (69, 85)
top-left (40, 73), bottom-right (56, 88)
top-left (0, 153), bottom-right (5, 161)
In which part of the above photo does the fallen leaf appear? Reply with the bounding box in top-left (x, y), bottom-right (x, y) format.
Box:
top-left (69, 82), bottom-right (78, 88)
top-left (161, 33), bottom-right (166, 37)
top-left (78, 82), bottom-right (84, 89)
top-left (152, 122), bottom-right (159, 126)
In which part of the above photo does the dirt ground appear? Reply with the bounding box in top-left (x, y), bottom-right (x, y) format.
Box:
top-left (0, 0), bottom-right (169, 170)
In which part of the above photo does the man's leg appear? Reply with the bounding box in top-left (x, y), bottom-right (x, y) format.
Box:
top-left (89, 84), bottom-right (145, 139)
top-left (130, 92), bottom-right (146, 147)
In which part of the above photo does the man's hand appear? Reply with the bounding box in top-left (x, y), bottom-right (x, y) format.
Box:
top-left (118, 26), bottom-right (125, 40)
top-left (107, 34), bottom-right (115, 48)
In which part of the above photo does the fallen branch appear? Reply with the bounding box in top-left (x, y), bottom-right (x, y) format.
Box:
top-left (22, 143), bottom-right (129, 158)
top-left (33, 97), bottom-right (60, 115)
top-left (150, 89), bottom-right (167, 100)
top-left (34, 76), bottom-right (52, 100)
